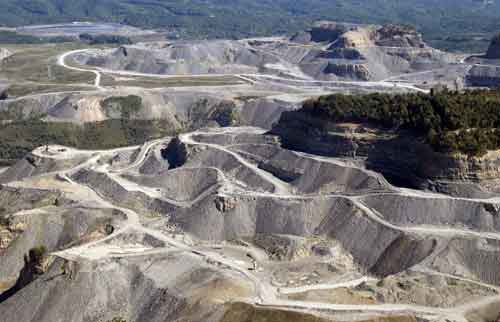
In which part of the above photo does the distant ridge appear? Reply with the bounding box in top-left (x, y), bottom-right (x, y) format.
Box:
top-left (0, 0), bottom-right (499, 51)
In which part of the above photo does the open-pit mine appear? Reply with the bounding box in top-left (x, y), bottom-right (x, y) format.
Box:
top-left (1, 21), bottom-right (500, 322)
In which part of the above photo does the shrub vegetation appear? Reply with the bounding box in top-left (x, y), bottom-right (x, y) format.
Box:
top-left (302, 89), bottom-right (500, 157)
top-left (0, 119), bottom-right (176, 162)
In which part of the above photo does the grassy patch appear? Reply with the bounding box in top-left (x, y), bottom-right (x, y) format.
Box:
top-left (0, 43), bottom-right (114, 97)
top-left (104, 318), bottom-right (126, 322)
top-left (220, 302), bottom-right (333, 322)
top-left (221, 302), bottom-right (418, 322)
top-left (100, 74), bottom-right (245, 88)
top-left (0, 43), bottom-right (94, 84)
top-left (4, 83), bottom-right (91, 98)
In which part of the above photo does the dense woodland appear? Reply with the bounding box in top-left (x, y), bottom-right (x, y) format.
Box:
top-left (0, 0), bottom-right (499, 52)
top-left (303, 89), bottom-right (500, 157)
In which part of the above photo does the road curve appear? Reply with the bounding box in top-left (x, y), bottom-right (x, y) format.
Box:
top-left (57, 48), bottom-right (428, 93)
top-left (30, 112), bottom-right (500, 322)
top-left (57, 49), bottom-right (104, 90)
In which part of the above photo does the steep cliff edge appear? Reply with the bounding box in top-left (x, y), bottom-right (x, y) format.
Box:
top-left (466, 65), bottom-right (500, 87)
top-left (270, 111), bottom-right (500, 196)
top-left (74, 21), bottom-right (456, 83)
top-left (486, 33), bottom-right (500, 59)
top-left (292, 21), bottom-right (454, 81)
top-left (466, 33), bottom-right (500, 87)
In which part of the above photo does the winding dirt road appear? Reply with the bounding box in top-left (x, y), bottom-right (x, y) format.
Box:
top-left (58, 49), bottom-right (104, 90)
top-left (57, 48), bottom-right (429, 94)
top-left (23, 126), bottom-right (497, 322)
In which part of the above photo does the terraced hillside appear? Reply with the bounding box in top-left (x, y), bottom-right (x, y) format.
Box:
top-left (3, 21), bottom-right (466, 165)
top-left (72, 22), bottom-right (459, 83)
top-left (1, 125), bottom-right (500, 322)
top-left (3, 17), bottom-right (500, 322)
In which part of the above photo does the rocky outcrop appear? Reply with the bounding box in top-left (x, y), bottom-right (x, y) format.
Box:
top-left (320, 48), bottom-right (365, 60)
top-left (0, 246), bottom-right (49, 303)
top-left (252, 234), bottom-right (312, 261)
top-left (214, 196), bottom-right (237, 213)
top-left (375, 24), bottom-right (425, 48)
top-left (466, 65), bottom-right (500, 87)
top-left (332, 27), bottom-right (376, 49)
top-left (270, 111), bottom-right (500, 195)
top-left (323, 62), bottom-right (371, 80)
top-left (486, 33), bottom-right (500, 59)
top-left (466, 33), bottom-right (500, 87)
top-left (290, 22), bottom-right (455, 81)
top-left (0, 219), bottom-right (25, 254)
top-left (0, 49), bottom-right (12, 100)
top-left (314, 23), bottom-right (425, 50)
top-left (71, 21), bottom-right (455, 83)
top-left (294, 21), bottom-right (423, 49)
top-left (291, 21), bottom-right (358, 44)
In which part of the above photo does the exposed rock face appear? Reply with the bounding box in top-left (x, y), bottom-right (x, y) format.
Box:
top-left (72, 21), bottom-right (456, 83)
top-left (60, 259), bottom-right (79, 280)
top-left (466, 33), bottom-right (500, 87)
top-left (0, 219), bottom-right (25, 253)
top-left (320, 48), bottom-right (365, 60)
top-left (270, 111), bottom-right (500, 195)
top-left (0, 228), bottom-right (13, 251)
top-left (486, 33), bottom-right (500, 59)
top-left (323, 62), bottom-right (371, 80)
top-left (302, 22), bottom-right (425, 50)
top-left (291, 21), bottom-right (358, 44)
top-left (466, 65), bottom-right (500, 87)
top-left (375, 24), bottom-right (425, 48)
top-left (0, 49), bottom-right (12, 99)
top-left (332, 27), bottom-right (376, 49)
top-left (0, 87), bottom-right (295, 131)
top-left (0, 49), bottom-right (12, 61)
top-left (214, 196), bottom-right (237, 213)
top-left (310, 21), bottom-right (357, 43)
top-left (0, 246), bottom-right (49, 303)
top-left (253, 234), bottom-right (312, 261)
top-left (291, 22), bottom-right (455, 81)
top-left (2, 125), bottom-right (500, 321)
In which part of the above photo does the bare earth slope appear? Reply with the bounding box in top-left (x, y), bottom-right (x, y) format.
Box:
top-left (1, 126), bottom-right (500, 322)
top-left (73, 22), bottom-right (459, 82)
top-left (3, 20), bottom-right (500, 322)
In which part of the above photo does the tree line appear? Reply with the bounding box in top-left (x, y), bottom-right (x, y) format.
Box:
top-left (302, 89), bottom-right (500, 156)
